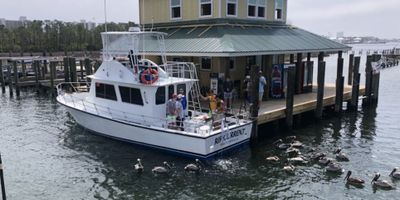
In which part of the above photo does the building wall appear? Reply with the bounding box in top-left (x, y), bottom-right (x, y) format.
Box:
top-left (139, 0), bottom-right (287, 24)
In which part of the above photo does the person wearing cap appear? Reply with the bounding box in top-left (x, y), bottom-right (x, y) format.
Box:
top-left (166, 93), bottom-right (177, 128)
top-left (259, 71), bottom-right (267, 107)
top-left (176, 94), bottom-right (184, 130)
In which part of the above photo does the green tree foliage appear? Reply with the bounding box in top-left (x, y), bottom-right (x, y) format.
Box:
top-left (0, 20), bottom-right (132, 53)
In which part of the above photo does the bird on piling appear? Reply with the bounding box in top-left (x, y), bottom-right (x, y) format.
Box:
top-left (389, 167), bottom-right (400, 179)
top-left (371, 173), bottom-right (394, 189)
top-left (134, 158), bottom-right (144, 173)
top-left (325, 160), bottom-right (344, 173)
top-left (335, 148), bottom-right (350, 162)
top-left (184, 159), bottom-right (203, 173)
top-left (344, 171), bottom-right (365, 186)
top-left (265, 156), bottom-right (280, 162)
top-left (152, 161), bottom-right (172, 175)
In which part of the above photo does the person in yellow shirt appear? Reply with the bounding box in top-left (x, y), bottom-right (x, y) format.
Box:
top-left (200, 90), bottom-right (217, 113)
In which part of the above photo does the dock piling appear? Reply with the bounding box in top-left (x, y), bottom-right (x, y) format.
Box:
top-left (285, 65), bottom-right (295, 128)
top-left (69, 57), bottom-right (77, 83)
top-left (34, 60), bottom-right (40, 91)
top-left (50, 61), bottom-right (56, 96)
top-left (13, 61), bottom-right (20, 97)
top-left (21, 60), bottom-right (27, 80)
top-left (347, 54), bottom-right (354, 85)
top-left (335, 51), bottom-right (344, 113)
top-left (295, 53), bottom-right (303, 94)
top-left (0, 153), bottom-right (6, 200)
top-left (6, 65), bottom-right (13, 97)
top-left (315, 61), bottom-right (326, 119)
top-left (63, 57), bottom-right (70, 83)
top-left (250, 65), bottom-right (260, 142)
top-left (349, 56), bottom-right (361, 110)
top-left (79, 60), bottom-right (84, 80)
top-left (0, 60), bottom-right (5, 93)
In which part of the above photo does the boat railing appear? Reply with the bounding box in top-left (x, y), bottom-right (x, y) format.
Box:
top-left (56, 82), bottom-right (91, 95)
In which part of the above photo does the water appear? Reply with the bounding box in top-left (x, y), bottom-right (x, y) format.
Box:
top-left (1, 43), bottom-right (400, 199)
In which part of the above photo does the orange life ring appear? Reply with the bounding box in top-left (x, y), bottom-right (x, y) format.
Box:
top-left (140, 68), bottom-right (159, 84)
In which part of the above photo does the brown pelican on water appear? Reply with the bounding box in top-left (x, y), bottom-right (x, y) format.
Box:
top-left (273, 139), bottom-right (291, 150)
top-left (371, 173), bottom-right (394, 189)
top-left (389, 167), bottom-right (400, 179)
top-left (325, 160), bottom-right (344, 173)
top-left (265, 156), bottom-right (280, 162)
top-left (288, 156), bottom-right (308, 165)
top-left (134, 158), bottom-right (144, 173)
top-left (318, 157), bottom-right (334, 165)
top-left (286, 147), bottom-right (300, 157)
top-left (283, 163), bottom-right (295, 173)
top-left (344, 171), bottom-right (365, 186)
top-left (335, 148), bottom-right (350, 161)
top-left (152, 161), bottom-right (172, 174)
top-left (184, 159), bottom-right (203, 173)
top-left (310, 152), bottom-right (326, 161)
top-left (291, 141), bottom-right (303, 148)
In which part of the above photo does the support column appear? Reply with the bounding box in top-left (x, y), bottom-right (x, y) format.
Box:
top-left (34, 60), bottom-right (40, 91)
top-left (349, 56), bottom-right (361, 110)
top-left (250, 65), bottom-right (260, 142)
top-left (69, 57), bottom-right (77, 83)
top-left (295, 53), bottom-right (303, 94)
top-left (304, 52), bottom-right (313, 93)
top-left (285, 65), bottom-right (295, 129)
top-left (50, 61), bottom-right (56, 96)
top-left (84, 58), bottom-right (91, 77)
top-left (363, 55), bottom-right (373, 106)
top-left (315, 52), bottom-right (325, 119)
top-left (335, 51), bottom-right (344, 113)
top-left (7, 65), bottom-right (12, 96)
top-left (21, 60), bottom-right (27, 80)
top-left (347, 54), bottom-right (354, 85)
top-left (79, 60), bottom-right (84, 80)
top-left (63, 57), bottom-right (70, 82)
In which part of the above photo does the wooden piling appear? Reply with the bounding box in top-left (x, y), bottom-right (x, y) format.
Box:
top-left (0, 153), bottom-right (6, 200)
top-left (21, 60), bottom-right (27, 80)
top-left (285, 65), bottom-right (295, 128)
top-left (371, 73), bottom-right (380, 105)
top-left (349, 57), bottom-right (361, 110)
top-left (69, 57), bottom-right (77, 83)
top-left (295, 53), bottom-right (303, 94)
top-left (250, 65), bottom-right (260, 142)
top-left (63, 57), bottom-right (70, 82)
top-left (347, 54), bottom-right (354, 85)
top-left (0, 60), bottom-right (5, 93)
top-left (13, 61), bottom-right (20, 97)
top-left (6, 65), bottom-right (12, 96)
top-left (364, 55), bottom-right (373, 105)
top-left (315, 61), bottom-right (326, 119)
top-left (50, 61), bottom-right (56, 96)
top-left (79, 60), bottom-right (84, 80)
top-left (42, 60), bottom-right (48, 80)
top-left (335, 51), bottom-right (344, 112)
top-left (34, 60), bottom-right (40, 91)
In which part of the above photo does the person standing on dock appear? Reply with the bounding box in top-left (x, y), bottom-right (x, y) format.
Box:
top-left (259, 71), bottom-right (267, 107)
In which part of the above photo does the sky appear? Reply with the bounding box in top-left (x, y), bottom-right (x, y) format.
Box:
top-left (0, 0), bottom-right (399, 39)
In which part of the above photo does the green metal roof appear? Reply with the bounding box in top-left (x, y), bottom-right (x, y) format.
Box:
top-left (148, 21), bottom-right (350, 57)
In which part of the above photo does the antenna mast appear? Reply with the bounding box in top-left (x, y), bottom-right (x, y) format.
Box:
top-left (104, 0), bottom-right (108, 32)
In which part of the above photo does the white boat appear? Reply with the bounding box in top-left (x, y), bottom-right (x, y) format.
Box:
top-left (56, 31), bottom-right (253, 158)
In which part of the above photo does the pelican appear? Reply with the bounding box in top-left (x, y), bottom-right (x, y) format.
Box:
top-left (152, 161), bottom-right (172, 174)
top-left (344, 171), bottom-right (365, 186)
top-left (266, 156), bottom-right (280, 162)
top-left (389, 168), bottom-right (400, 179)
top-left (184, 159), bottom-right (203, 173)
top-left (325, 160), bottom-right (343, 173)
top-left (134, 158), bottom-right (144, 173)
top-left (288, 156), bottom-right (308, 165)
top-left (285, 136), bottom-right (296, 141)
top-left (283, 163), bottom-right (295, 173)
top-left (318, 157), bottom-right (333, 165)
top-left (310, 152), bottom-right (326, 161)
top-left (286, 147), bottom-right (300, 157)
top-left (335, 148), bottom-right (350, 161)
top-left (274, 139), bottom-right (291, 150)
top-left (291, 141), bottom-right (304, 148)
top-left (371, 173), bottom-right (394, 189)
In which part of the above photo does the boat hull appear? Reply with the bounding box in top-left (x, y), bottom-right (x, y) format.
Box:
top-left (63, 105), bottom-right (253, 158)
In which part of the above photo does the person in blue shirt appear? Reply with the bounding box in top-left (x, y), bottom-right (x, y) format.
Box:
top-left (178, 88), bottom-right (187, 117)
top-left (259, 71), bottom-right (267, 107)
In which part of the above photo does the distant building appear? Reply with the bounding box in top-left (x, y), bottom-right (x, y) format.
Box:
top-left (80, 19), bottom-right (96, 30)
top-left (336, 32), bottom-right (344, 39)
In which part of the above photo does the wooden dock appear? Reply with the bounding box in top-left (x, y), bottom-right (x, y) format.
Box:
top-left (257, 84), bottom-right (365, 125)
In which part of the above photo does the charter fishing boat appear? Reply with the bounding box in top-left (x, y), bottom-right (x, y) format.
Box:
top-left (56, 31), bottom-right (253, 158)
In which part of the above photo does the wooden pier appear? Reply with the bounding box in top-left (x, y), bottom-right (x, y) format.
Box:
top-left (257, 84), bottom-right (365, 125)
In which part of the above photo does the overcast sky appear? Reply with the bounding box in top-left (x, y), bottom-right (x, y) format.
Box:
top-left (1, 0), bottom-right (399, 39)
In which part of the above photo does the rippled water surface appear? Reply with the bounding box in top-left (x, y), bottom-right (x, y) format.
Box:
top-left (1, 44), bottom-right (400, 199)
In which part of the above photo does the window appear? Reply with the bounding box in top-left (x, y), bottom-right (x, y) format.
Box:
top-left (170, 0), bottom-right (181, 19)
top-left (275, 0), bottom-right (283, 20)
top-left (227, 0), bottom-right (237, 16)
top-left (200, 0), bottom-right (212, 17)
top-left (248, 0), bottom-right (266, 18)
top-left (95, 83), bottom-right (117, 101)
top-left (200, 57), bottom-right (212, 70)
top-left (156, 86), bottom-right (166, 105)
top-left (119, 86), bottom-right (144, 106)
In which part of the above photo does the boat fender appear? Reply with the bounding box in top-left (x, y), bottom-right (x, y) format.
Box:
top-left (140, 68), bottom-right (159, 84)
